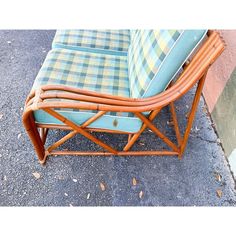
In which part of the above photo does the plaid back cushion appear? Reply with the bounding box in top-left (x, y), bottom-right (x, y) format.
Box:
top-left (53, 30), bottom-right (130, 55)
top-left (128, 30), bottom-right (182, 98)
top-left (128, 30), bottom-right (207, 98)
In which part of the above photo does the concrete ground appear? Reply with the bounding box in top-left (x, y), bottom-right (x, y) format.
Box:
top-left (0, 30), bottom-right (236, 206)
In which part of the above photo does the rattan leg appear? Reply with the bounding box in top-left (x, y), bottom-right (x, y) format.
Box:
top-left (179, 73), bottom-right (207, 158)
top-left (22, 112), bottom-right (46, 163)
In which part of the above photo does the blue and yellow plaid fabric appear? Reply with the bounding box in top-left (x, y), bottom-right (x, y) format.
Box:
top-left (32, 30), bottom-right (207, 132)
top-left (52, 30), bottom-right (130, 54)
top-left (128, 30), bottom-right (182, 98)
top-left (32, 48), bottom-right (144, 132)
top-left (33, 48), bottom-right (130, 97)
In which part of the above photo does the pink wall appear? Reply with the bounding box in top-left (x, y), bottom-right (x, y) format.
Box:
top-left (203, 30), bottom-right (236, 112)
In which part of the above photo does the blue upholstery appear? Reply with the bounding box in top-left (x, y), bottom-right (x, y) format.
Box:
top-left (33, 48), bottom-right (142, 133)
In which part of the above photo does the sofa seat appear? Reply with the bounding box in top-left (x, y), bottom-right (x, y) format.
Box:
top-left (52, 30), bottom-right (130, 56)
top-left (32, 48), bottom-right (142, 133)
top-left (32, 30), bottom-right (207, 134)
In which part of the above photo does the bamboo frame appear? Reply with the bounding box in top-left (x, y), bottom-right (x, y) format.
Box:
top-left (22, 30), bottom-right (225, 165)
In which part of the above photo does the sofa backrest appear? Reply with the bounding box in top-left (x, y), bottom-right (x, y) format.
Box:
top-left (128, 30), bottom-right (207, 98)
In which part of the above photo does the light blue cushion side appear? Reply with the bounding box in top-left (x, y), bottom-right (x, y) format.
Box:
top-left (142, 30), bottom-right (207, 98)
top-left (52, 43), bottom-right (128, 56)
top-left (34, 110), bottom-right (142, 133)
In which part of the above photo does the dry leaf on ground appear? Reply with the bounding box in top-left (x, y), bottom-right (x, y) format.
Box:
top-left (32, 172), bottom-right (41, 179)
top-left (214, 173), bottom-right (222, 182)
top-left (139, 190), bottom-right (144, 199)
top-left (202, 107), bottom-right (208, 113)
top-left (167, 120), bottom-right (174, 126)
top-left (100, 182), bottom-right (106, 191)
top-left (185, 112), bottom-right (190, 119)
top-left (216, 189), bottom-right (223, 198)
top-left (132, 177), bottom-right (137, 186)
top-left (139, 142), bottom-right (145, 146)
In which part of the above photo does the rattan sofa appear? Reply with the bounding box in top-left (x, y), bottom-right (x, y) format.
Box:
top-left (23, 30), bottom-right (225, 164)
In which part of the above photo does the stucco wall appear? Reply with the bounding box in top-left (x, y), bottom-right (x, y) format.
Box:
top-left (211, 68), bottom-right (236, 157)
top-left (202, 30), bottom-right (236, 165)
top-left (203, 30), bottom-right (236, 113)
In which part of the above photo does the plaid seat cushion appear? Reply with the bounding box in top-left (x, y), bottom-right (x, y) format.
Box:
top-left (128, 30), bottom-right (207, 98)
top-left (33, 48), bottom-right (130, 96)
top-left (32, 48), bottom-right (142, 133)
top-left (52, 30), bottom-right (130, 56)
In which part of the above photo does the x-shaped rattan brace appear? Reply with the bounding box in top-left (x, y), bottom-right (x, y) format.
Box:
top-left (124, 107), bottom-right (180, 153)
top-left (43, 109), bottom-right (118, 154)
top-left (123, 109), bottom-right (161, 151)
top-left (44, 107), bottom-right (179, 154)
top-left (123, 96), bottom-right (183, 153)
top-left (134, 112), bottom-right (180, 153)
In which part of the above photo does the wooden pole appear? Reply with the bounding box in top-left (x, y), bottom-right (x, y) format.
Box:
top-left (179, 72), bottom-right (207, 158)
top-left (123, 109), bottom-right (161, 151)
top-left (135, 112), bottom-right (179, 153)
top-left (169, 102), bottom-right (182, 146)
